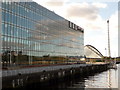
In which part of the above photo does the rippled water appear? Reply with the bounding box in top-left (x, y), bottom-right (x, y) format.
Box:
top-left (24, 64), bottom-right (119, 89)
top-left (67, 64), bottom-right (119, 89)
top-left (84, 68), bottom-right (118, 88)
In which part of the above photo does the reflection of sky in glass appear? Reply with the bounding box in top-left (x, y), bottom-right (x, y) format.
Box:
top-left (1, 2), bottom-right (84, 57)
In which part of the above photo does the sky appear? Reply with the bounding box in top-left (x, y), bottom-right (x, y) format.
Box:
top-left (33, 0), bottom-right (118, 57)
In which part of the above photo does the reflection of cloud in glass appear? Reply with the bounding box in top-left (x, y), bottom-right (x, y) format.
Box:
top-left (33, 20), bottom-right (83, 49)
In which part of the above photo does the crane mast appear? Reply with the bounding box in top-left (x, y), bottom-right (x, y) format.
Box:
top-left (107, 20), bottom-right (111, 58)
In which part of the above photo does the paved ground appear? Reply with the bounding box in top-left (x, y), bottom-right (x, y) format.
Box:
top-left (2, 64), bottom-right (93, 77)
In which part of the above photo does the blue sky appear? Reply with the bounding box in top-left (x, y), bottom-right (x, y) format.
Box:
top-left (33, 0), bottom-right (118, 57)
top-left (99, 2), bottom-right (118, 19)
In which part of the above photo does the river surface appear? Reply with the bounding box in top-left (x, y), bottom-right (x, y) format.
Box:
top-left (25, 64), bottom-right (120, 89)
top-left (68, 64), bottom-right (119, 89)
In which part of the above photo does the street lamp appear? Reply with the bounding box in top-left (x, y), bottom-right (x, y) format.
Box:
top-left (105, 48), bottom-right (107, 56)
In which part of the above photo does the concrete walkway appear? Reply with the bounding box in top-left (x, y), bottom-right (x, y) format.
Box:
top-left (2, 64), bottom-right (93, 77)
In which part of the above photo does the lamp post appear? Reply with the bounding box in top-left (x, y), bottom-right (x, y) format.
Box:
top-left (105, 48), bottom-right (107, 56)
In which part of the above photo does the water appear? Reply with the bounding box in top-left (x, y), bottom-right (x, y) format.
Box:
top-left (67, 64), bottom-right (119, 89)
top-left (24, 64), bottom-right (119, 89)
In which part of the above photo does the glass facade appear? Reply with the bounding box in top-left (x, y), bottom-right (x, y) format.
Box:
top-left (0, 3), bottom-right (1, 87)
top-left (1, 1), bottom-right (84, 66)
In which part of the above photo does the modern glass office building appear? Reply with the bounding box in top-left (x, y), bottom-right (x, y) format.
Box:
top-left (0, 1), bottom-right (84, 66)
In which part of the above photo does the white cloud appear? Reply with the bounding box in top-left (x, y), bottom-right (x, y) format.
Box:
top-left (33, 0), bottom-right (67, 9)
top-left (84, 11), bottom-right (118, 57)
top-left (64, 2), bottom-right (108, 21)
top-left (109, 11), bottom-right (118, 56)
top-left (92, 2), bottom-right (107, 8)
top-left (44, 0), bottom-right (65, 7)
top-left (62, 2), bottom-right (108, 32)
top-left (32, 0), bottom-right (68, 17)
top-left (109, 11), bottom-right (118, 32)
top-left (65, 3), bottom-right (99, 20)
